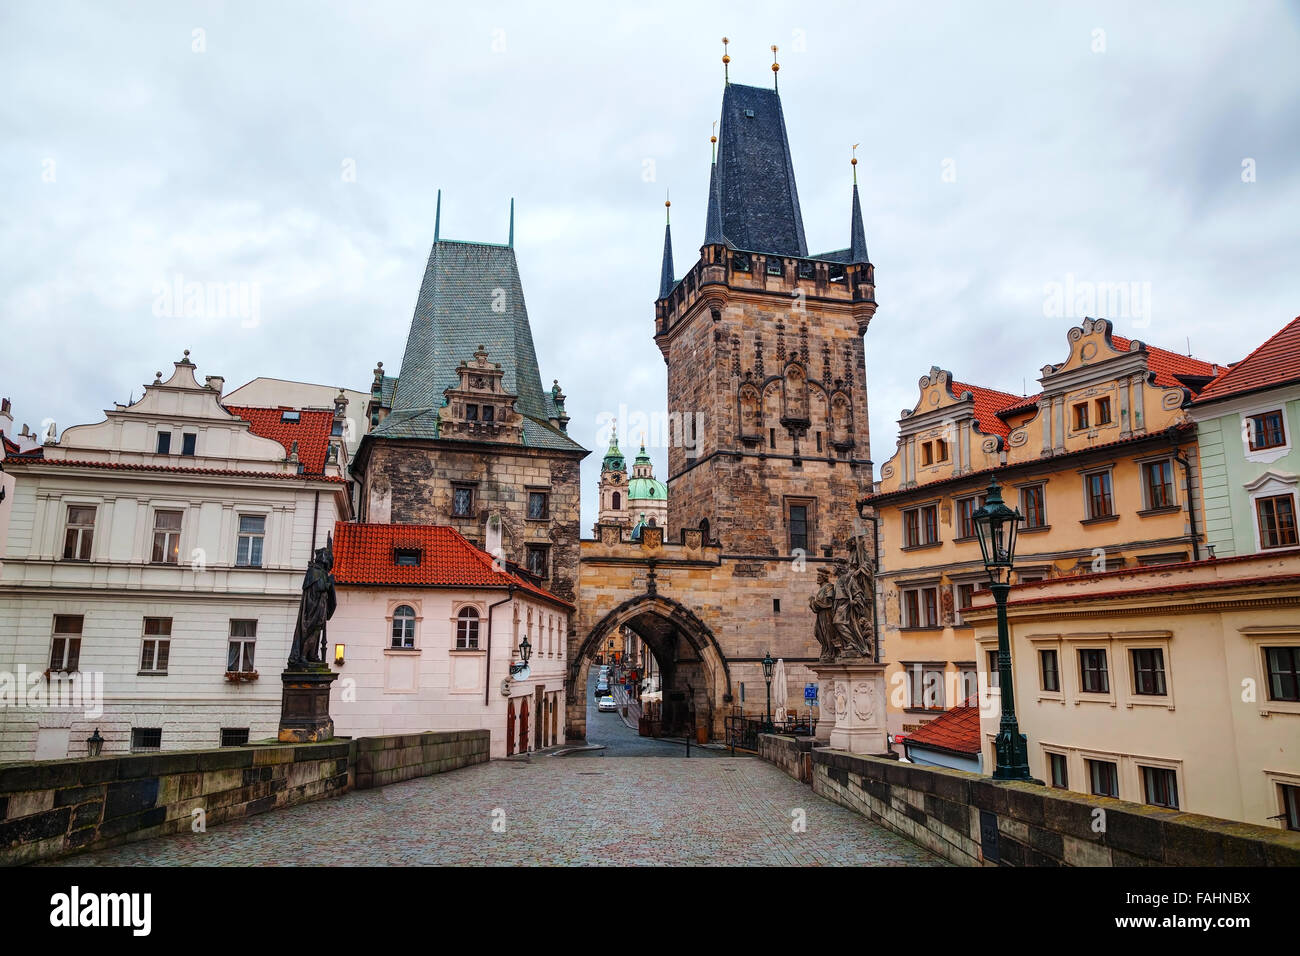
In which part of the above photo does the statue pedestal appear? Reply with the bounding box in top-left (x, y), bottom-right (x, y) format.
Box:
top-left (808, 661), bottom-right (889, 756)
top-left (278, 667), bottom-right (340, 743)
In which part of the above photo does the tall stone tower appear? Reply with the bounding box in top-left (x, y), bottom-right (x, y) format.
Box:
top-left (654, 78), bottom-right (877, 563)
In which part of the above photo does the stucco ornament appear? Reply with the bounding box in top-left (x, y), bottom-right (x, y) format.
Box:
top-left (834, 681), bottom-right (848, 719)
top-left (852, 681), bottom-right (876, 720)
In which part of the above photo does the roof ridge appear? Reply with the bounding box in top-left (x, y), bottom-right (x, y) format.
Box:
top-left (1195, 315), bottom-right (1300, 401)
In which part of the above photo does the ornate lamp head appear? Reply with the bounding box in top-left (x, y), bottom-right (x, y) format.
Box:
top-left (972, 477), bottom-right (1021, 583)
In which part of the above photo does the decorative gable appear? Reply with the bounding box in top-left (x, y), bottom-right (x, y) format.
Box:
top-left (438, 346), bottom-right (524, 444)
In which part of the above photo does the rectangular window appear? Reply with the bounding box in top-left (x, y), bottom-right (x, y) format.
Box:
top-left (986, 649), bottom-right (1001, 689)
top-left (236, 514), bottom-right (266, 567)
top-left (769, 427), bottom-right (776, 448)
top-left (1264, 646), bottom-right (1300, 702)
top-left (227, 620), bottom-right (257, 673)
top-left (921, 665), bottom-right (945, 710)
top-left (921, 504), bottom-right (938, 544)
top-left (63, 505), bottom-right (96, 561)
top-left (526, 545), bottom-right (548, 578)
top-left (394, 548), bottom-right (421, 567)
top-left (921, 442), bottom-right (933, 466)
top-left (788, 504), bottom-right (808, 553)
top-left (221, 728), bottom-right (250, 747)
top-left (1079, 648), bottom-right (1110, 693)
top-left (1088, 759), bottom-right (1119, 798)
top-left (957, 666), bottom-right (978, 700)
top-left (181, 433), bottom-right (197, 456)
top-left (1085, 471), bottom-right (1114, 519)
top-left (1248, 410), bottom-right (1286, 451)
top-left (1073, 402), bottom-right (1090, 430)
top-left (956, 582), bottom-right (975, 613)
top-left (1141, 766), bottom-right (1179, 809)
top-left (1131, 648), bottom-right (1167, 696)
top-left (331, 421), bottom-right (344, 436)
top-left (935, 438), bottom-right (949, 462)
top-left (766, 258), bottom-right (783, 276)
top-left (131, 728), bottom-right (162, 752)
top-left (156, 431), bottom-right (171, 454)
top-left (1256, 494), bottom-right (1299, 549)
top-left (903, 509), bottom-right (920, 548)
top-left (528, 491), bottom-right (549, 520)
top-left (452, 485), bottom-right (474, 518)
top-left (1021, 484), bottom-right (1046, 529)
top-left (280, 410), bottom-right (300, 423)
top-left (50, 615), bottom-right (83, 672)
top-left (1143, 460), bottom-right (1176, 510)
top-left (902, 588), bottom-right (938, 628)
top-left (465, 404), bottom-right (479, 421)
top-left (151, 510), bottom-right (182, 564)
top-left (482, 405), bottom-right (495, 423)
top-left (140, 617), bottom-right (172, 674)
top-left (1039, 649), bottom-right (1060, 692)
top-left (1094, 397), bottom-right (1112, 425)
top-left (1282, 784), bottom-right (1300, 831)
top-left (1048, 753), bottom-right (1069, 789)
top-left (956, 495), bottom-right (985, 538)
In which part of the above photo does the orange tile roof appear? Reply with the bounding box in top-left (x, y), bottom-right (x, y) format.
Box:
top-left (1110, 334), bottom-right (1224, 392)
top-left (1193, 316), bottom-right (1300, 404)
top-left (331, 522), bottom-right (572, 609)
top-left (949, 381), bottom-right (1026, 438)
top-left (225, 405), bottom-right (335, 474)
top-left (899, 697), bottom-right (981, 756)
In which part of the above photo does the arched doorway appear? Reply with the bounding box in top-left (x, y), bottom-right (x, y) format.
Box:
top-left (518, 698), bottom-right (529, 754)
top-left (506, 700), bottom-right (516, 756)
top-left (566, 594), bottom-right (731, 743)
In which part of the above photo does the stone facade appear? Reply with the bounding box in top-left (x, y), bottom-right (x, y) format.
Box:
top-left (357, 440), bottom-right (583, 604)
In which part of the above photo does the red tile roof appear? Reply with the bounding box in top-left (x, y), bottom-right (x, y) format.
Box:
top-left (2, 457), bottom-right (344, 482)
top-left (1110, 334), bottom-right (1224, 392)
top-left (331, 522), bottom-right (572, 609)
top-left (225, 405), bottom-right (335, 474)
top-left (899, 697), bottom-right (981, 756)
top-left (1193, 316), bottom-right (1300, 404)
top-left (949, 381), bottom-right (1027, 438)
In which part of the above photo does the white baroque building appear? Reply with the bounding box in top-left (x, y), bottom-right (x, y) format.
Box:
top-left (0, 353), bottom-right (352, 760)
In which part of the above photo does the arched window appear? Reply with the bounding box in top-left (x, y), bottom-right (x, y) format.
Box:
top-left (647, 517), bottom-right (657, 527)
top-left (456, 606), bottom-right (480, 649)
top-left (391, 605), bottom-right (416, 649)
top-left (612, 491), bottom-right (621, 510)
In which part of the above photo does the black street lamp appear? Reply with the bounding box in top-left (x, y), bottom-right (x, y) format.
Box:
top-left (518, 635), bottom-right (532, 664)
top-left (86, 728), bottom-right (104, 758)
top-left (762, 651), bottom-right (775, 731)
top-left (971, 476), bottom-right (1037, 782)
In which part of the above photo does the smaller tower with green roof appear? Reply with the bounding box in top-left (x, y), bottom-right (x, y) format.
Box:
top-left (594, 429), bottom-right (668, 535)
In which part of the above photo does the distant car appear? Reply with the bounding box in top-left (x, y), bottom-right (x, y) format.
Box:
top-left (597, 695), bottom-right (618, 712)
top-left (595, 682), bottom-right (610, 698)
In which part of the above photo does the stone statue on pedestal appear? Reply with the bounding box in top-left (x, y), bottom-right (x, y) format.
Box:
top-left (287, 534), bottom-right (337, 668)
top-left (809, 535), bottom-right (875, 662)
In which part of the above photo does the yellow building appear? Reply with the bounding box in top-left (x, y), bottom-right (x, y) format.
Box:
top-left (864, 318), bottom-right (1224, 743)
top-left (964, 551), bottom-right (1300, 827)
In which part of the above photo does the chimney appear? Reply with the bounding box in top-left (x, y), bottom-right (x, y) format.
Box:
top-left (205, 375), bottom-right (225, 394)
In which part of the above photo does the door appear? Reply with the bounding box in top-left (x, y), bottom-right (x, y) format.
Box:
top-left (518, 699), bottom-right (529, 754)
top-left (535, 685), bottom-right (545, 750)
top-left (506, 699), bottom-right (516, 756)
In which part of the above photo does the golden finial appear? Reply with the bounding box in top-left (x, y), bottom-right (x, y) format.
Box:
top-left (771, 44), bottom-right (780, 89)
top-left (851, 143), bottom-right (860, 184)
top-left (710, 120), bottom-right (718, 162)
top-left (665, 189), bottom-right (671, 223)
top-left (722, 37), bottom-right (730, 83)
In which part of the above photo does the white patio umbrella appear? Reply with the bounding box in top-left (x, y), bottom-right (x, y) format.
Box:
top-left (772, 658), bottom-right (788, 722)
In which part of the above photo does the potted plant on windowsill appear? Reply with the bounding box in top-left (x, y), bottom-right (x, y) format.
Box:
top-left (224, 670), bottom-right (259, 683)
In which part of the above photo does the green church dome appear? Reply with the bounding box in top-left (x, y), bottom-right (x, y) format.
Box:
top-left (627, 476), bottom-right (666, 500)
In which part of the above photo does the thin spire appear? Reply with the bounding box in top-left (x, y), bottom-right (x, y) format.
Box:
top-left (771, 45), bottom-right (780, 91)
top-left (721, 37), bottom-right (730, 85)
top-left (849, 144), bottom-right (868, 261)
top-left (508, 197), bottom-right (514, 247)
top-left (658, 197), bottom-right (675, 300)
top-left (704, 152), bottom-right (724, 246)
top-left (434, 189), bottom-right (441, 241)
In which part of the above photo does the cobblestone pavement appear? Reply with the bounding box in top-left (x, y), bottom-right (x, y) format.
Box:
top-left (582, 673), bottom-right (725, 758)
top-left (51, 755), bottom-right (944, 866)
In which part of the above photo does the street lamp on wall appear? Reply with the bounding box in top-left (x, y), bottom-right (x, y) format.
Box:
top-left (334, 643), bottom-right (346, 666)
top-left (86, 728), bottom-right (104, 758)
top-left (971, 476), bottom-right (1037, 783)
top-left (762, 651), bottom-right (775, 731)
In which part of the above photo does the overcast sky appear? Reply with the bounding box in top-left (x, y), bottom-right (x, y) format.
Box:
top-left (3, 1), bottom-right (1297, 534)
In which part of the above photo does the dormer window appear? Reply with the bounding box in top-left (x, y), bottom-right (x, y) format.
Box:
top-left (797, 261), bottom-right (815, 279)
top-left (828, 264), bottom-right (846, 284)
top-left (465, 404), bottom-right (479, 422)
top-left (280, 410), bottom-right (300, 423)
top-left (482, 405), bottom-right (495, 423)
top-left (394, 548), bottom-right (422, 567)
top-left (766, 258), bottom-right (784, 276)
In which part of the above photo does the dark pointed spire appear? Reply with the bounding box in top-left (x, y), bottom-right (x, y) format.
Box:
top-left (849, 183), bottom-right (868, 263)
top-left (508, 197), bottom-right (514, 247)
top-left (434, 189), bottom-right (441, 242)
top-left (704, 157), bottom-right (724, 245)
top-left (658, 197), bottom-right (675, 300)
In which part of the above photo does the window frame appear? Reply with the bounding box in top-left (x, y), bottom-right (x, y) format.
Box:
top-left (1264, 645), bottom-right (1300, 703)
top-left (131, 727), bottom-right (162, 753)
top-left (62, 504), bottom-right (97, 562)
top-left (451, 482), bottom-right (476, 518)
top-left (150, 509), bottom-right (183, 565)
top-left (454, 605), bottom-right (482, 650)
top-left (1039, 648), bottom-right (1060, 692)
top-left (49, 614), bottom-right (84, 673)
top-left (1047, 751), bottom-right (1069, 789)
top-left (1078, 647), bottom-right (1110, 695)
top-left (236, 513), bottom-right (267, 568)
top-left (1019, 483), bottom-right (1047, 530)
top-left (785, 497), bottom-right (814, 554)
top-left (900, 585), bottom-right (940, 629)
top-left (139, 617), bottom-right (172, 675)
top-left (227, 619), bottom-right (258, 674)
top-left (1247, 409), bottom-right (1287, 452)
top-left (390, 604), bottom-right (417, 649)
top-left (525, 544), bottom-right (549, 579)
top-left (1130, 647), bottom-right (1168, 697)
top-left (526, 489), bottom-right (550, 521)
top-left (1082, 468), bottom-right (1115, 521)
top-left (1255, 493), bottom-right (1299, 550)
top-left (1140, 458), bottom-right (1178, 512)
top-left (1086, 758), bottom-right (1120, 798)
top-left (1140, 765), bottom-right (1180, 809)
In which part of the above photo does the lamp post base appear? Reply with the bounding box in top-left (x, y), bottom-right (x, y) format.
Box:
top-left (992, 727), bottom-right (1042, 784)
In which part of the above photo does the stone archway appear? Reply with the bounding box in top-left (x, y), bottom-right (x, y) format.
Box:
top-left (566, 593), bottom-right (731, 742)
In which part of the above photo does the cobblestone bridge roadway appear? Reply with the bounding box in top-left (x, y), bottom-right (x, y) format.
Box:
top-left (51, 678), bottom-right (944, 866)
